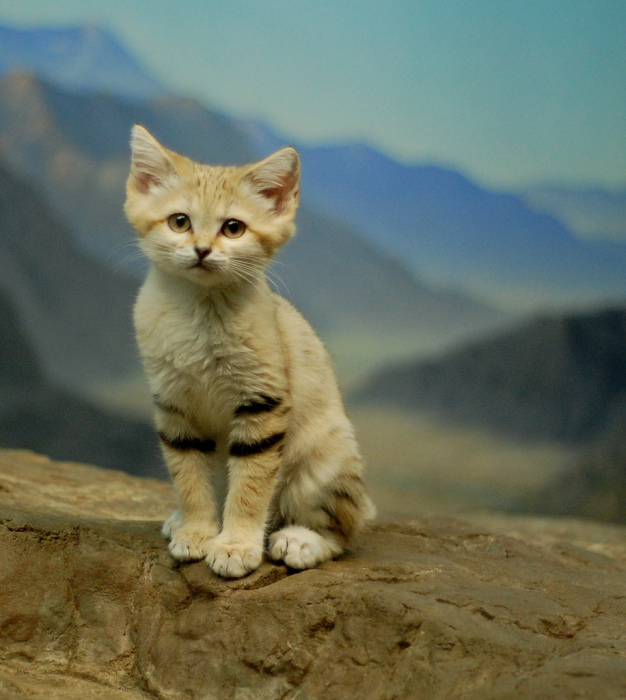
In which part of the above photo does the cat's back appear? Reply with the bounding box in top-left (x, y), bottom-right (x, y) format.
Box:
top-left (271, 292), bottom-right (325, 359)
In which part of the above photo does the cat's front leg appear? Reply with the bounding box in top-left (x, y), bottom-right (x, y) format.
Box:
top-left (206, 401), bottom-right (287, 578)
top-left (158, 432), bottom-right (220, 561)
top-left (206, 441), bottom-right (284, 578)
top-left (162, 507), bottom-right (219, 561)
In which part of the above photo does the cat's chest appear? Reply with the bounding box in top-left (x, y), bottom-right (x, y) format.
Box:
top-left (134, 273), bottom-right (282, 409)
top-left (138, 294), bottom-right (256, 382)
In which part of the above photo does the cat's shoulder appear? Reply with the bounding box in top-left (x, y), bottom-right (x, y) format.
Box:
top-left (270, 292), bottom-right (328, 349)
top-left (270, 291), bottom-right (305, 325)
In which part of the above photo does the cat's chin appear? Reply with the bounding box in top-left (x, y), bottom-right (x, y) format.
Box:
top-left (185, 266), bottom-right (250, 293)
top-left (151, 261), bottom-right (222, 290)
top-left (187, 262), bottom-right (215, 275)
top-left (181, 266), bottom-right (224, 288)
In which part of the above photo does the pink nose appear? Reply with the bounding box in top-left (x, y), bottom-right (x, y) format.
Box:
top-left (194, 247), bottom-right (211, 260)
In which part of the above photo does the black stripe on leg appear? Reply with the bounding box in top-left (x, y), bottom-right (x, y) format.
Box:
top-left (235, 395), bottom-right (282, 416)
top-left (230, 432), bottom-right (285, 457)
top-left (159, 432), bottom-right (216, 453)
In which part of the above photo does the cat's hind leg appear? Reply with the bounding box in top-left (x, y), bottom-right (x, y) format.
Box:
top-left (268, 525), bottom-right (342, 570)
top-left (269, 465), bottom-right (376, 570)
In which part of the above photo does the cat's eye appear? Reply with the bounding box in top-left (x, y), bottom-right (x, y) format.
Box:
top-left (221, 219), bottom-right (246, 238)
top-left (167, 213), bottom-right (192, 233)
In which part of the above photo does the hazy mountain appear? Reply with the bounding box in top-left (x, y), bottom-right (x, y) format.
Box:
top-left (244, 123), bottom-right (626, 311)
top-left (275, 206), bottom-right (503, 341)
top-left (0, 391), bottom-right (163, 479)
top-left (0, 287), bottom-right (162, 477)
top-left (0, 73), bottom-right (507, 384)
top-left (0, 286), bottom-right (43, 400)
top-left (0, 24), bottom-right (164, 99)
top-left (0, 71), bottom-right (254, 266)
top-left (0, 158), bottom-right (140, 392)
top-left (4, 23), bottom-right (625, 316)
top-left (518, 401), bottom-right (626, 524)
top-left (353, 307), bottom-right (626, 444)
top-left (522, 185), bottom-right (626, 243)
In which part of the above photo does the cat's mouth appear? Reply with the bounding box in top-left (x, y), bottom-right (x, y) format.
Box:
top-left (188, 260), bottom-right (214, 271)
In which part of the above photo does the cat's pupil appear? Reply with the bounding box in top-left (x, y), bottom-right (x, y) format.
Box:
top-left (222, 219), bottom-right (246, 237)
top-left (168, 213), bottom-right (191, 232)
top-left (174, 215), bottom-right (190, 231)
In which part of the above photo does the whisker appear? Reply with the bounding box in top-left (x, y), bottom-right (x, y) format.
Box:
top-left (109, 240), bottom-right (149, 274)
top-left (235, 259), bottom-right (286, 296)
top-left (227, 260), bottom-right (268, 295)
top-left (265, 261), bottom-right (291, 297)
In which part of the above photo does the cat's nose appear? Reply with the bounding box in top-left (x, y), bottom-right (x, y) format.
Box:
top-left (194, 246), bottom-right (211, 260)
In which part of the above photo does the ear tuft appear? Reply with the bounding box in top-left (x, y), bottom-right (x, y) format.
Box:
top-left (129, 125), bottom-right (176, 194)
top-left (243, 147), bottom-right (300, 213)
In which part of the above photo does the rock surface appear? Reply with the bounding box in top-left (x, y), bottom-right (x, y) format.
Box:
top-left (0, 449), bottom-right (625, 699)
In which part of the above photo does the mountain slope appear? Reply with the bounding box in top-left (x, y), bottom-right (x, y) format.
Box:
top-left (0, 158), bottom-right (140, 391)
top-left (0, 286), bottom-right (43, 400)
top-left (353, 307), bottom-right (626, 443)
top-left (0, 287), bottom-right (162, 477)
top-left (519, 400), bottom-right (626, 523)
top-left (0, 24), bottom-right (164, 99)
top-left (522, 185), bottom-right (626, 242)
top-left (0, 71), bottom-right (254, 265)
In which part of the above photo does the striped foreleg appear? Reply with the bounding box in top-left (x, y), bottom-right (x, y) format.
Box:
top-left (205, 393), bottom-right (288, 578)
top-left (156, 401), bottom-right (220, 561)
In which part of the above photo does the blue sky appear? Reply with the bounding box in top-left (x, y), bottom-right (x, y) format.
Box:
top-left (0, 0), bottom-right (624, 189)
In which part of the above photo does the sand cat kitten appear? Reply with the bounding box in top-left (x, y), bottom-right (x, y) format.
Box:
top-left (125, 125), bottom-right (374, 578)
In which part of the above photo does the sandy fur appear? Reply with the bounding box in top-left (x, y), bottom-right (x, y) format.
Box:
top-left (126, 125), bottom-right (375, 578)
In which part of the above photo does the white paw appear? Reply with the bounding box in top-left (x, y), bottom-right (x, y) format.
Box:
top-left (166, 521), bottom-right (220, 562)
top-left (205, 533), bottom-right (263, 579)
top-left (268, 526), bottom-right (340, 570)
top-left (161, 509), bottom-right (184, 539)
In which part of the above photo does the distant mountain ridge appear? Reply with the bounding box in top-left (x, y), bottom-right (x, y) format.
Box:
top-left (522, 185), bottom-right (626, 243)
top-left (0, 72), bottom-right (507, 389)
top-left (0, 24), bottom-right (164, 99)
top-left (294, 144), bottom-right (626, 310)
top-left (244, 122), bottom-right (626, 311)
top-left (3, 22), bottom-right (625, 316)
top-left (353, 306), bottom-right (626, 444)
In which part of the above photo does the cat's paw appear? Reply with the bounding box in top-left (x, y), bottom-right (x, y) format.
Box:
top-left (167, 522), bottom-right (220, 561)
top-left (205, 533), bottom-right (263, 579)
top-left (161, 509), bottom-right (184, 539)
top-left (268, 526), bottom-right (341, 570)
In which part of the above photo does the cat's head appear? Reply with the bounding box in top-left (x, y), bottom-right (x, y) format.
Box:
top-left (124, 125), bottom-right (300, 289)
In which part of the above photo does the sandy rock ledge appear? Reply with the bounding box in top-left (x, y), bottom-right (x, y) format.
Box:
top-left (0, 449), bottom-right (625, 699)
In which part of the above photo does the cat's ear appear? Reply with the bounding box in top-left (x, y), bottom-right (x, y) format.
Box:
top-left (129, 125), bottom-right (176, 194)
top-left (243, 147), bottom-right (300, 214)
